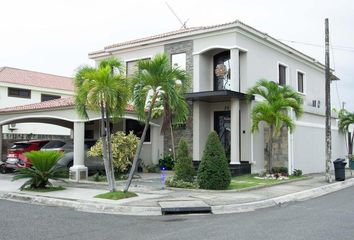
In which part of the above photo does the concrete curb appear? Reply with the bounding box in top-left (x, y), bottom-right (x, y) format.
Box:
top-left (211, 178), bottom-right (354, 214)
top-left (0, 191), bottom-right (161, 216)
top-left (0, 178), bottom-right (353, 216)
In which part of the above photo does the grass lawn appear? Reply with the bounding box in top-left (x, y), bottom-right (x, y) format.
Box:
top-left (22, 186), bottom-right (65, 192)
top-left (94, 191), bottom-right (137, 200)
top-left (229, 175), bottom-right (305, 190)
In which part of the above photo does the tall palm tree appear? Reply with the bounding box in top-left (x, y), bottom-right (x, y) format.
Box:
top-left (124, 53), bottom-right (189, 192)
top-left (75, 58), bottom-right (130, 192)
top-left (338, 109), bottom-right (354, 156)
top-left (247, 79), bottom-right (303, 173)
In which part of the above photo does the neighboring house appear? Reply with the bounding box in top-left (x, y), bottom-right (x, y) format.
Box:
top-left (0, 67), bottom-right (74, 137)
top-left (89, 20), bottom-right (347, 175)
top-left (0, 67), bottom-right (74, 160)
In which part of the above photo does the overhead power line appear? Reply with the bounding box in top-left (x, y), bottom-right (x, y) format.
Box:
top-left (277, 38), bottom-right (354, 52)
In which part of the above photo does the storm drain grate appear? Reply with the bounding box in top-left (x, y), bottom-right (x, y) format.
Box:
top-left (159, 201), bottom-right (212, 215)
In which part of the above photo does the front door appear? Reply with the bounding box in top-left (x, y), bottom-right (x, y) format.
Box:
top-left (214, 111), bottom-right (231, 161)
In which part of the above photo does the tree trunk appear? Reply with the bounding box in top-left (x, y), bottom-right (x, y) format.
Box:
top-left (100, 102), bottom-right (113, 191)
top-left (268, 125), bottom-right (273, 174)
top-left (105, 105), bottom-right (116, 192)
top-left (170, 120), bottom-right (176, 162)
top-left (349, 132), bottom-right (353, 155)
top-left (124, 93), bottom-right (158, 192)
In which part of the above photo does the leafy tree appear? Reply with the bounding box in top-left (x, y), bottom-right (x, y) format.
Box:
top-left (124, 53), bottom-right (189, 192)
top-left (88, 131), bottom-right (139, 173)
top-left (174, 138), bottom-right (195, 183)
top-left (75, 57), bottom-right (130, 192)
top-left (338, 109), bottom-right (354, 156)
top-left (197, 131), bottom-right (231, 190)
top-left (246, 79), bottom-right (303, 173)
top-left (13, 151), bottom-right (65, 190)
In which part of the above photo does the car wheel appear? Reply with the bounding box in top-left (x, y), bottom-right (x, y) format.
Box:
top-left (67, 161), bottom-right (73, 169)
top-left (0, 165), bottom-right (6, 174)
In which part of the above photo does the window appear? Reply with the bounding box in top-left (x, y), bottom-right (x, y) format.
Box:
top-left (278, 64), bottom-right (287, 86)
top-left (126, 58), bottom-right (150, 77)
top-left (297, 71), bottom-right (305, 93)
top-left (41, 94), bottom-right (61, 102)
top-left (125, 119), bottom-right (150, 142)
top-left (214, 51), bottom-right (231, 90)
top-left (171, 53), bottom-right (186, 70)
top-left (8, 87), bottom-right (31, 98)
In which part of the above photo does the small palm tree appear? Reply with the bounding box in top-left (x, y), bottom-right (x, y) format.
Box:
top-left (75, 57), bottom-right (130, 192)
top-left (124, 53), bottom-right (189, 192)
top-left (338, 109), bottom-right (354, 156)
top-left (247, 79), bottom-right (303, 173)
top-left (13, 151), bottom-right (65, 190)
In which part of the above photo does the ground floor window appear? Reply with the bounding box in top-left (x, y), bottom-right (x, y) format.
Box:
top-left (125, 119), bottom-right (151, 142)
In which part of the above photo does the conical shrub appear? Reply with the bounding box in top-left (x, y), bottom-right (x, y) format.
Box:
top-left (197, 131), bottom-right (231, 190)
top-left (174, 138), bottom-right (195, 182)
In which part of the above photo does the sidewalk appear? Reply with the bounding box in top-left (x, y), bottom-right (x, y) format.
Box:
top-left (0, 171), bottom-right (353, 216)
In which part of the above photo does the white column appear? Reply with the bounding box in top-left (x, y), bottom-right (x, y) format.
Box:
top-left (230, 98), bottom-right (240, 164)
top-left (193, 54), bottom-right (200, 92)
top-left (230, 48), bottom-right (240, 92)
top-left (0, 126), bottom-right (3, 162)
top-left (193, 102), bottom-right (200, 161)
top-left (69, 122), bottom-right (88, 181)
top-left (288, 109), bottom-right (295, 174)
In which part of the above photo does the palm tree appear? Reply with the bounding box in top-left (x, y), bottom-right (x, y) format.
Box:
top-left (124, 53), bottom-right (189, 192)
top-left (338, 109), bottom-right (354, 156)
top-left (75, 58), bottom-right (130, 192)
top-left (246, 79), bottom-right (303, 174)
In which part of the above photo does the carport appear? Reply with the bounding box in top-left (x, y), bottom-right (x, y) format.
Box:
top-left (0, 97), bottom-right (163, 181)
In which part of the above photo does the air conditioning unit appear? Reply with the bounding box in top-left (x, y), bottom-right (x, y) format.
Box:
top-left (8, 123), bottom-right (17, 130)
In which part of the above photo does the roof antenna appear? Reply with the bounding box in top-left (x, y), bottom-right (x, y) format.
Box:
top-left (165, 1), bottom-right (189, 29)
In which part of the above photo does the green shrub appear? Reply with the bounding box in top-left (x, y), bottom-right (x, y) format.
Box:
top-left (88, 131), bottom-right (139, 173)
top-left (165, 176), bottom-right (198, 189)
top-left (293, 169), bottom-right (303, 177)
top-left (13, 151), bottom-right (65, 190)
top-left (174, 138), bottom-right (195, 182)
top-left (197, 131), bottom-right (231, 190)
top-left (272, 167), bottom-right (288, 175)
top-left (159, 154), bottom-right (174, 170)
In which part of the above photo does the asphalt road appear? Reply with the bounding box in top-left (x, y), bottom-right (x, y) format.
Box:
top-left (1, 186), bottom-right (354, 240)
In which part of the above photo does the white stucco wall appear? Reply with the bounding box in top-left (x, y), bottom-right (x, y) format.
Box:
top-left (0, 83), bottom-right (73, 136)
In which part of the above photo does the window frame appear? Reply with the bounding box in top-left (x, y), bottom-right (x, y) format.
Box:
top-left (296, 69), bottom-right (306, 95)
top-left (125, 57), bottom-right (151, 77)
top-left (171, 52), bottom-right (187, 70)
top-left (8, 87), bottom-right (31, 99)
top-left (277, 62), bottom-right (289, 86)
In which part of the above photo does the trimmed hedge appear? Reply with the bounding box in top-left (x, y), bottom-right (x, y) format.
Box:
top-left (174, 138), bottom-right (195, 182)
top-left (197, 131), bottom-right (231, 190)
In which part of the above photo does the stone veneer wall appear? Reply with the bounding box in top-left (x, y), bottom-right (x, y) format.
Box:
top-left (163, 40), bottom-right (194, 156)
top-left (263, 126), bottom-right (288, 170)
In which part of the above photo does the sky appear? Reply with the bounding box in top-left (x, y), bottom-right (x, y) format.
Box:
top-left (0, 0), bottom-right (353, 111)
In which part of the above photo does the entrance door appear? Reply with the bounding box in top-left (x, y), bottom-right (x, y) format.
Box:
top-left (214, 111), bottom-right (231, 161)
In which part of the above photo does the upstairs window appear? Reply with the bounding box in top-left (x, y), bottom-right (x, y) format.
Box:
top-left (41, 94), bottom-right (61, 102)
top-left (278, 64), bottom-right (287, 86)
top-left (297, 71), bottom-right (305, 93)
top-left (8, 87), bottom-right (31, 99)
top-left (171, 53), bottom-right (186, 70)
top-left (126, 58), bottom-right (150, 77)
top-left (214, 51), bottom-right (231, 90)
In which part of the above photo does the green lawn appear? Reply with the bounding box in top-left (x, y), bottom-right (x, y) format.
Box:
top-left (94, 191), bottom-right (137, 200)
top-left (228, 175), bottom-right (305, 190)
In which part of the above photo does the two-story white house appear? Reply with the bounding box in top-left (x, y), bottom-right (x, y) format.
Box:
top-left (88, 20), bottom-right (347, 175)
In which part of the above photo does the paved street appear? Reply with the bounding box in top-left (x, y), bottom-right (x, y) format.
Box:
top-left (0, 186), bottom-right (353, 240)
